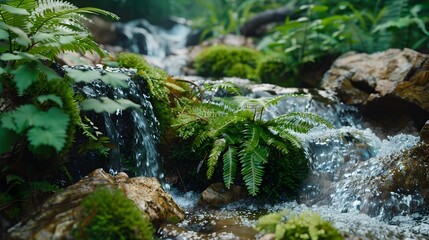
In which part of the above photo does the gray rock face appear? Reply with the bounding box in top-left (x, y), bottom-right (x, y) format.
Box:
top-left (7, 169), bottom-right (184, 240)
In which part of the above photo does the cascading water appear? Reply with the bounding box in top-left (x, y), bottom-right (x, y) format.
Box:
top-left (159, 79), bottom-right (429, 239)
top-left (70, 65), bottom-right (163, 179)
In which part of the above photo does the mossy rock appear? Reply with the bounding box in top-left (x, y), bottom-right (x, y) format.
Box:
top-left (194, 45), bottom-right (260, 81)
top-left (74, 187), bottom-right (154, 240)
top-left (257, 55), bottom-right (298, 87)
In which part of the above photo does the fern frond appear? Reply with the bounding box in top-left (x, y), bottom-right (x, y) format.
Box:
top-left (260, 130), bottom-right (290, 155)
top-left (223, 146), bottom-right (238, 188)
top-left (270, 112), bottom-right (332, 132)
top-left (204, 81), bottom-right (242, 96)
top-left (274, 128), bottom-right (302, 150)
top-left (208, 110), bottom-right (252, 138)
top-left (207, 138), bottom-right (226, 179)
top-left (239, 146), bottom-right (267, 196)
top-left (242, 122), bottom-right (261, 151)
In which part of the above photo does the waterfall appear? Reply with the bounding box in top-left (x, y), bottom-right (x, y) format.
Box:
top-left (74, 65), bottom-right (163, 179)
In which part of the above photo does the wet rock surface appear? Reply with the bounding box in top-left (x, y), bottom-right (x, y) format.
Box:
top-left (198, 183), bottom-right (248, 208)
top-left (321, 48), bottom-right (429, 132)
top-left (7, 169), bottom-right (184, 240)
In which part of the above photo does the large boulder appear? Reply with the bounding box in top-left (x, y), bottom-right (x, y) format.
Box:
top-left (7, 168), bottom-right (184, 240)
top-left (321, 49), bottom-right (429, 132)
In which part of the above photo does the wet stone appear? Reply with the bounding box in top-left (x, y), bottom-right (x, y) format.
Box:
top-left (420, 120), bottom-right (429, 143)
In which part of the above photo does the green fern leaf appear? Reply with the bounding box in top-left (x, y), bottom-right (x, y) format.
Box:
top-left (242, 123), bottom-right (260, 151)
top-left (207, 138), bottom-right (226, 179)
top-left (223, 146), bottom-right (237, 188)
top-left (239, 146), bottom-right (267, 196)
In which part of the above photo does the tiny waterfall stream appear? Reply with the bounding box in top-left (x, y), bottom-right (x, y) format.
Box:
top-left (77, 21), bottom-right (428, 239)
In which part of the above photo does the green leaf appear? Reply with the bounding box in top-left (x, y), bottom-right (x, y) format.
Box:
top-left (223, 146), bottom-right (237, 188)
top-left (33, 107), bottom-right (70, 130)
top-left (207, 138), bottom-right (226, 179)
top-left (0, 127), bottom-right (19, 154)
top-left (37, 94), bottom-right (63, 107)
top-left (0, 53), bottom-right (24, 61)
top-left (1, 5), bottom-right (29, 15)
top-left (38, 64), bottom-right (60, 81)
top-left (66, 69), bottom-right (101, 83)
top-left (11, 63), bottom-right (39, 95)
top-left (27, 127), bottom-right (67, 152)
top-left (0, 28), bottom-right (8, 40)
top-left (239, 146), bottom-right (266, 196)
top-left (81, 97), bottom-right (140, 114)
top-left (0, 22), bottom-right (31, 46)
top-left (99, 72), bottom-right (129, 88)
top-left (11, 104), bottom-right (38, 133)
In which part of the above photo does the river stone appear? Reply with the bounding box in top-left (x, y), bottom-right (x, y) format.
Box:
top-left (198, 183), bottom-right (248, 208)
top-left (7, 168), bottom-right (184, 240)
top-left (321, 48), bottom-right (429, 130)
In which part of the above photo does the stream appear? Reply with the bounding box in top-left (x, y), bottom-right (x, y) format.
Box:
top-left (85, 20), bottom-right (429, 239)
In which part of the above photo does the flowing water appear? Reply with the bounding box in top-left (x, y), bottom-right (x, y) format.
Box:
top-left (157, 81), bottom-right (428, 239)
top-left (80, 21), bottom-right (429, 239)
top-left (70, 65), bottom-right (163, 179)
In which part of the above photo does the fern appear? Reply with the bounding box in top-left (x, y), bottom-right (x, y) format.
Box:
top-left (223, 146), bottom-right (238, 188)
top-left (207, 138), bottom-right (226, 179)
top-left (174, 91), bottom-right (331, 196)
top-left (239, 146), bottom-right (267, 196)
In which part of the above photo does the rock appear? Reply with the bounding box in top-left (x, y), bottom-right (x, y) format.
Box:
top-left (198, 183), bottom-right (248, 208)
top-left (329, 142), bottom-right (429, 219)
top-left (420, 120), bottom-right (429, 143)
top-left (7, 168), bottom-right (184, 240)
top-left (321, 49), bottom-right (429, 132)
top-left (260, 233), bottom-right (276, 240)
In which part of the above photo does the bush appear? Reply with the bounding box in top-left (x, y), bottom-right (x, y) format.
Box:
top-left (194, 45), bottom-right (260, 81)
top-left (255, 211), bottom-right (343, 240)
top-left (75, 188), bottom-right (154, 240)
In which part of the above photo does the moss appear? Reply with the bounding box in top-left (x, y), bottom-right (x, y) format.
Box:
top-left (75, 188), bottom-right (154, 240)
top-left (256, 211), bottom-right (343, 240)
top-left (257, 55), bottom-right (298, 87)
top-left (194, 45), bottom-right (260, 81)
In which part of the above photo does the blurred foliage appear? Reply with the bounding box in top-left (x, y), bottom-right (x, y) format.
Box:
top-left (194, 45), bottom-right (260, 81)
top-left (255, 210), bottom-right (343, 240)
top-left (259, 0), bottom-right (429, 72)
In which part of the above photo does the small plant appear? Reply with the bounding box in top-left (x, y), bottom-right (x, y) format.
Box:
top-left (75, 188), bottom-right (154, 240)
top-left (194, 45), bottom-right (260, 81)
top-left (173, 91), bottom-right (331, 196)
top-left (255, 211), bottom-right (343, 240)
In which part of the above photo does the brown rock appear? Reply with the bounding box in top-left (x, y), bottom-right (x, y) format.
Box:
top-left (7, 168), bottom-right (184, 240)
top-left (198, 183), bottom-right (248, 208)
top-left (322, 48), bottom-right (429, 110)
